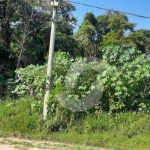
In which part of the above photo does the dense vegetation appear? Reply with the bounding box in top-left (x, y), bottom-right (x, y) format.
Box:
top-left (0, 0), bottom-right (150, 149)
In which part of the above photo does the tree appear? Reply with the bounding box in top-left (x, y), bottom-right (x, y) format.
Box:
top-left (96, 14), bottom-right (110, 43)
top-left (12, 0), bottom-right (77, 68)
top-left (127, 29), bottom-right (150, 53)
top-left (0, 0), bottom-right (77, 69)
top-left (75, 11), bottom-right (136, 57)
top-left (55, 18), bottom-right (77, 56)
top-left (75, 12), bottom-right (100, 57)
top-left (101, 10), bottom-right (135, 47)
top-left (0, 0), bottom-right (77, 97)
top-left (0, 0), bottom-right (13, 49)
top-left (0, 0), bottom-right (19, 92)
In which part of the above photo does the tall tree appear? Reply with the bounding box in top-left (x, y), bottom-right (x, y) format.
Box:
top-left (101, 10), bottom-right (135, 47)
top-left (55, 1), bottom-right (77, 55)
top-left (0, 0), bottom-right (77, 96)
top-left (0, 0), bottom-right (12, 49)
top-left (75, 11), bottom-right (136, 57)
top-left (0, 0), bottom-right (19, 79)
top-left (75, 12), bottom-right (100, 57)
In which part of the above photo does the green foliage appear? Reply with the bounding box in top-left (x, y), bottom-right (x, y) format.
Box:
top-left (75, 10), bottom-right (139, 57)
top-left (0, 98), bottom-right (150, 150)
top-left (0, 76), bottom-right (16, 98)
top-left (128, 29), bottom-right (150, 53)
top-left (102, 46), bottom-right (150, 111)
top-left (14, 64), bottom-right (46, 98)
top-left (106, 10), bottom-right (135, 32)
top-left (14, 47), bottom-right (150, 112)
top-left (13, 52), bottom-right (73, 98)
top-left (75, 12), bottom-right (100, 57)
top-left (57, 58), bottom-right (111, 112)
top-left (81, 112), bottom-right (150, 135)
top-left (102, 31), bottom-right (126, 47)
top-left (0, 98), bottom-right (43, 134)
top-left (0, 73), bottom-right (5, 96)
top-left (0, 47), bottom-right (16, 97)
top-left (1, 4), bottom-right (150, 150)
top-left (0, 0), bottom-right (77, 97)
top-left (102, 45), bottom-right (141, 66)
top-left (101, 10), bottom-right (135, 48)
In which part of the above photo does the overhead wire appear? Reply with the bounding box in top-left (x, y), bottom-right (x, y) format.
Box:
top-left (69, 0), bottom-right (150, 19)
top-left (1, 0), bottom-right (149, 36)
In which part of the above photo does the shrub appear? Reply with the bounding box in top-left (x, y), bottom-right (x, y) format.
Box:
top-left (0, 97), bottom-right (43, 134)
top-left (101, 46), bottom-right (150, 112)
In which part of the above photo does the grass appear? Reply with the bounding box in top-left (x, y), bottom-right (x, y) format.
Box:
top-left (0, 98), bottom-right (150, 150)
top-left (1, 131), bottom-right (150, 150)
top-left (41, 132), bottom-right (150, 150)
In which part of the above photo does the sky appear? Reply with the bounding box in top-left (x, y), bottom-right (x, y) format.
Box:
top-left (71, 0), bottom-right (150, 31)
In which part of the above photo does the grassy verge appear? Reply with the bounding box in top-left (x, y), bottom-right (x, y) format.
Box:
top-left (0, 98), bottom-right (150, 150)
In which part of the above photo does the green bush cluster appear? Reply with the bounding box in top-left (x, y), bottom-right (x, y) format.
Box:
top-left (102, 46), bottom-right (150, 111)
top-left (1, 47), bottom-right (149, 138)
top-left (12, 47), bottom-right (150, 112)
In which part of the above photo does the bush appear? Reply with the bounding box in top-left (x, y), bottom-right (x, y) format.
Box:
top-left (0, 97), bottom-right (43, 134)
top-left (13, 52), bottom-right (73, 99)
top-left (13, 48), bottom-right (150, 113)
top-left (101, 46), bottom-right (150, 112)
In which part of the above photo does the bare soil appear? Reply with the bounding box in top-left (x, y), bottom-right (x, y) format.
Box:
top-left (0, 137), bottom-right (109, 150)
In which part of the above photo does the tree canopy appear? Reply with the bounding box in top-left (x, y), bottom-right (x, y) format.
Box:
top-left (0, 3), bottom-right (150, 113)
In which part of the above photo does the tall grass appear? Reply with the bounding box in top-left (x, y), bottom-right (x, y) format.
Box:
top-left (0, 97), bottom-right (150, 150)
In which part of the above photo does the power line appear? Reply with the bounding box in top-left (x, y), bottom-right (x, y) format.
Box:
top-left (70, 1), bottom-right (150, 19)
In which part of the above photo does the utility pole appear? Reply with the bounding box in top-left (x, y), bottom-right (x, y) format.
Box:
top-left (43, 0), bottom-right (59, 121)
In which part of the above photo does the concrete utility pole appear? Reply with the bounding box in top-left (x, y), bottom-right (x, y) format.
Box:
top-left (43, 0), bottom-right (59, 121)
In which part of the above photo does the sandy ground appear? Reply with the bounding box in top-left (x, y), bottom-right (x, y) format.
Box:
top-left (0, 137), bottom-right (109, 150)
top-left (0, 137), bottom-right (65, 150)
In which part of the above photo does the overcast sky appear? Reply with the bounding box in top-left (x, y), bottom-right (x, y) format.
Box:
top-left (71, 0), bottom-right (150, 31)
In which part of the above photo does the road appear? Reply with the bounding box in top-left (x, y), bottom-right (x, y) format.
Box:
top-left (0, 137), bottom-right (109, 150)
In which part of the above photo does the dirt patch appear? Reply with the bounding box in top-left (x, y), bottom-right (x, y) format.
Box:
top-left (0, 137), bottom-right (110, 150)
